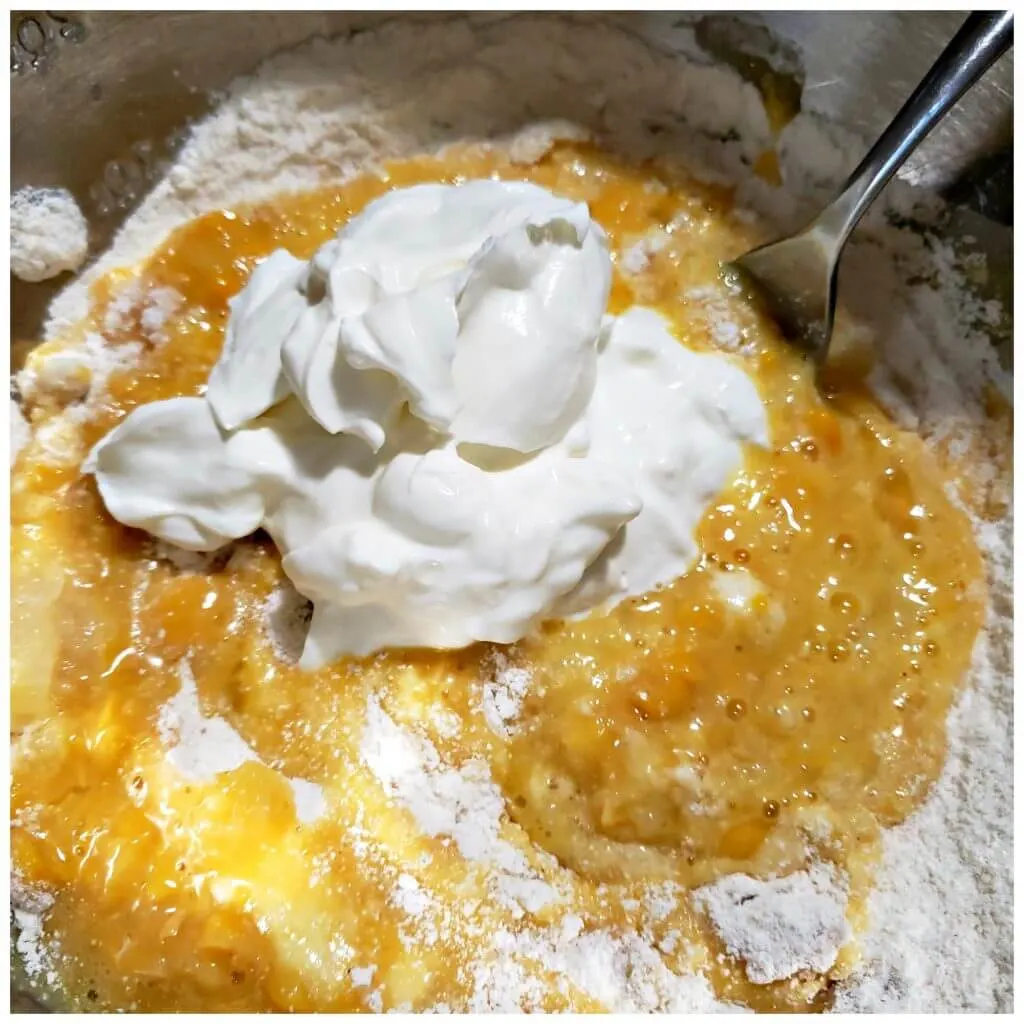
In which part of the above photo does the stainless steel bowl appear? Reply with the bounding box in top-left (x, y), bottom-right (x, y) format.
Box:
top-left (8, 10), bottom-right (1013, 1011)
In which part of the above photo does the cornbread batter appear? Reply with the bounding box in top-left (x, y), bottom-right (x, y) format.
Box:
top-left (11, 144), bottom-right (987, 1012)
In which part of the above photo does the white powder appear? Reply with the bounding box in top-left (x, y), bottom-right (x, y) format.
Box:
top-left (103, 278), bottom-right (145, 335)
top-left (361, 697), bottom-right (556, 914)
top-left (24, 13), bottom-right (1012, 1012)
top-left (361, 700), bottom-right (729, 1010)
top-left (140, 287), bottom-right (183, 342)
top-left (618, 228), bottom-right (669, 276)
top-left (471, 920), bottom-right (727, 1013)
top-left (429, 708), bottom-right (463, 740)
top-left (694, 865), bottom-right (851, 984)
top-left (683, 284), bottom-right (750, 353)
top-left (620, 242), bottom-right (651, 276)
top-left (391, 874), bottom-right (433, 918)
top-left (480, 655), bottom-right (532, 739)
top-left (17, 332), bottom-right (142, 420)
top-left (11, 882), bottom-right (59, 987)
top-left (14, 909), bottom-right (57, 986)
top-left (643, 880), bottom-right (685, 925)
top-left (711, 567), bottom-right (765, 613)
top-left (10, 186), bottom-right (89, 283)
top-left (103, 278), bottom-right (184, 345)
top-left (832, 510), bottom-right (1013, 1012)
top-left (158, 661), bottom-right (326, 824)
top-left (157, 661), bottom-right (260, 777)
top-left (506, 118), bottom-right (592, 165)
top-left (493, 874), bottom-right (560, 917)
top-left (29, 414), bottom-right (83, 467)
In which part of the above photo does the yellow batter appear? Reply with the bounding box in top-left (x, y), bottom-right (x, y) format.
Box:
top-left (11, 144), bottom-right (986, 1011)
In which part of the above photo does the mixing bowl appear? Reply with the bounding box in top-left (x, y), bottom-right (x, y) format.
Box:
top-left (8, 10), bottom-right (1013, 1011)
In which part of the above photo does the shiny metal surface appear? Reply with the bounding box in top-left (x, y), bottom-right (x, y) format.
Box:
top-left (7, 10), bottom-right (1014, 1011)
top-left (731, 12), bottom-right (1013, 363)
top-left (656, 11), bottom-right (1014, 191)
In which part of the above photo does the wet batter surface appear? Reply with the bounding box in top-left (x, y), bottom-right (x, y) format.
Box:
top-left (11, 143), bottom-right (985, 1012)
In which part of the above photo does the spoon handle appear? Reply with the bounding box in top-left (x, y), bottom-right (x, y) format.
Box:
top-left (821, 11), bottom-right (1013, 241)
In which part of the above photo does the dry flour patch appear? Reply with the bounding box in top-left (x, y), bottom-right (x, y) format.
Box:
top-left (360, 696), bottom-right (558, 915)
top-left (10, 186), bottom-right (89, 283)
top-left (833, 511), bottom-right (1013, 1012)
top-left (11, 880), bottom-right (60, 988)
top-left (618, 228), bottom-right (669, 276)
top-left (480, 653), bottom-right (533, 738)
top-left (684, 283), bottom-right (752, 353)
top-left (471, 921), bottom-right (726, 1013)
top-left (158, 661), bottom-right (327, 824)
top-left (694, 865), bottom-right (851, 984)
top-left (17, 333), bottom-right (142, 416)
top-left (103, 278), bottom-right (185, 344)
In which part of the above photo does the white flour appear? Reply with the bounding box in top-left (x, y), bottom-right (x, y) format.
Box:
top-left (361, 697), bottom-right (558, 916)
top-left (23, 13), bottom-right (1012, 1013)
top-left (694, 866), bottom-right (851, 985)
top-left (158, 661), bottom-right (326, 824)
top-left (832, 515), bottom-right (1014, 1012)
top-left (471, 921), bottom-right (727, 1013)
top-left (10, 186), bottom-right (89, 283)
top-left (103, 278), bottom-right (184, 344)
top-left (16, 332), bottom-right (141, 414)
top-left (480, 653), bottom-right (533, 739)
top-left (11, 884), bottom-right (58, 987)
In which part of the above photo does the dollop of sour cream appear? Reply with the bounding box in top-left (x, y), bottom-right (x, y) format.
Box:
top-left (84, 181), bottom-right (768, 667)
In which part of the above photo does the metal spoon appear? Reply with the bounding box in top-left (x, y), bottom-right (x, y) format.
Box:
top-left (730, 11), bottom-right (1013, 364)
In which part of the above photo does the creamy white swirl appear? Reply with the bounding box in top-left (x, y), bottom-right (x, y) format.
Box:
top-left (85, 182), bottom-right (768, 666)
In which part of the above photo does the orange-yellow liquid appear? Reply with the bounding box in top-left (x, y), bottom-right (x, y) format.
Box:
top-left (11, 144), bottom-right (986, 1011)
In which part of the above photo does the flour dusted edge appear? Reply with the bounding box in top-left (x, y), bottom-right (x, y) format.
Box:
top-left (694, 864), bottom-right (851, 984)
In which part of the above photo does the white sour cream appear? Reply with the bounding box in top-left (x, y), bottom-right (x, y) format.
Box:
top-left (84, 181), bottom-right (768, 667)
